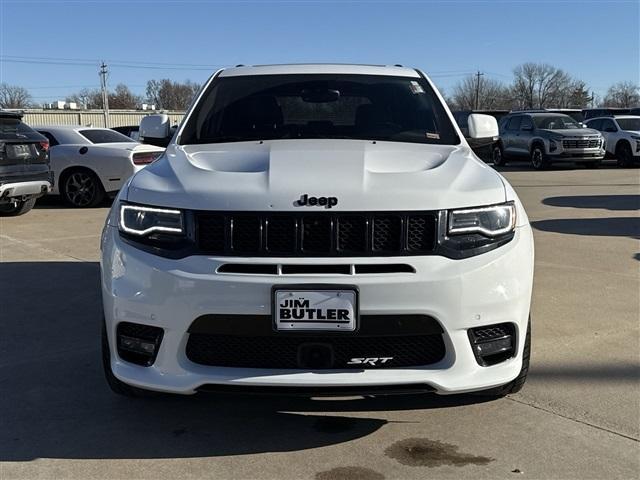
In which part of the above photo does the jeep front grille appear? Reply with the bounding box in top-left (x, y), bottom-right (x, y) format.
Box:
top-left (196, 212), bottom-right (438, 257)
top-left (562, 138), bottom-right (600, 149)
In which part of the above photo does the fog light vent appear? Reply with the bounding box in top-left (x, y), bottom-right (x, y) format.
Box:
top-left (468, 323), bottom-right (516, 366)
top-left (116, 322), bottom-right (164, 367)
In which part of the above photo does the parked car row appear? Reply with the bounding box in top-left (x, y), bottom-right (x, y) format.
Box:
top-left (453, 108), bottom-right (640, 169)
top-left (0, 112), bottom-right (166, 215)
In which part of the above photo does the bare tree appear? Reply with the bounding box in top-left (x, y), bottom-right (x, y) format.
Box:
top-left (145, 79), bottom-right (200, 110)
top-left (601, 81), bottom-right (640, 107)
top-left (0, 83), bottom-right (33, 108)
top-left (451, 75), bottom-right (512, 110)
top-left (511, 63), bottom-right (538, 109)
top-left (66, 88), bottom-right (102, 109)
top-left (109, 84), bottom-right (142, 109)
top-left (511, 63), bottom-right (575, 109)
top-left (560, 80), bottom-right (592, 108)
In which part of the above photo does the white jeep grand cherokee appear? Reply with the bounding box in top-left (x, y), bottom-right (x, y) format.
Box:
top-left (100, 64), bottom-right (534, 398)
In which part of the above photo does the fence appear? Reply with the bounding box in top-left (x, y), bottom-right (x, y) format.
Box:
top-left (20, 109), bottom-right (185, 128)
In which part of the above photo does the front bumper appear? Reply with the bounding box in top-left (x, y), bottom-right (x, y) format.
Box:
top-left (101, 225), bottom-right (534, 395)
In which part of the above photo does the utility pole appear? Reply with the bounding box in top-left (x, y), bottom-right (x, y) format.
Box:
top-left (99, 61), bottom-right (110, 128)
top-left (474, 71), bottom-right (484, 110)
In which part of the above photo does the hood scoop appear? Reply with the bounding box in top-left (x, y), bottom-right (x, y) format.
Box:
top-left (187, 147), bottom-right (270, 173)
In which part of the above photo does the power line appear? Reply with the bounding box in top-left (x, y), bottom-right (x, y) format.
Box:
top-left (1, 54), bottom-right (228, 68)
top-left (0, 58), bottom-right (219, 71)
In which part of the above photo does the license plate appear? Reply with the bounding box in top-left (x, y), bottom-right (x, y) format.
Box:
top-left (274, 288), bottom-right (357, 332)
top-left (7, 144), bottom-right (33, 160)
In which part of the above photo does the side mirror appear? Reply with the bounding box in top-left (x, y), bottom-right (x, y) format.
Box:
top-left (139, 114), bottom-right (171, 141)
top-left (467, 113), bottom-right (499, 139)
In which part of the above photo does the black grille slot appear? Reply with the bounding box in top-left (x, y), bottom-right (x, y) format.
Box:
top-left (354, 264), bottom-right (414, 274)
top-left (266, 216), bottom-right (296, 253)
top-left (337, 216), bottom-right (367, 252)
top-left (407, 215), bottom-right (437, 252)
top-left (196, 211), bottom-right (438, 257)
top-left (197, 214), bottom-right (225, 252)
top-left (281, 264), bottom-right (351, 275)
top-left (231, 216), bottom-right (261, 252)
top-left (186, 333), bottom-right (445, 369)
top-left (302, 216), bottom-right (332, 253)
top-left (217, 264), bottom-right (278, 275)
top-left (372, 215), bottom-right (402, 251)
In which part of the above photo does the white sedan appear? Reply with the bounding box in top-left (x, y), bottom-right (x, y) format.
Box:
top-left (33, 125), bottom-right (164, 207)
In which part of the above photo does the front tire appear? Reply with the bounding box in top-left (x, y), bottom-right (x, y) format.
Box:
top-left (102, 323), bottom-right (158, 398)
top-left (530, 145), bottom-right (549, 170)
top-left (492, 144), bottom-right (506, 167)
top-left (61, 170), bottom-right (105, 208)
top-left (473, 319), bottom-right (531, 397)
top-left (0, 197), bottom-right (36, 216)
top-left (616, 142), bottom-right (634, 168)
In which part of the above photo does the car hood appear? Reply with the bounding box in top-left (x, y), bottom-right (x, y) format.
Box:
top-left (540, 128), bottom-right (601, 137)
top-left (126, 140), bottom-right (506, 211)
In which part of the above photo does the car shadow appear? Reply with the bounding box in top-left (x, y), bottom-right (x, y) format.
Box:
top-left (0, 261), bottom-right (492, 462)
top-left (34, 195), bottom-right (114, 209)
top-left (531, 217), bottom-right (640, 239)
top-left (493, 162), bottom-right (622, 173)
top-left (542, 195), bottom-right (640, 211)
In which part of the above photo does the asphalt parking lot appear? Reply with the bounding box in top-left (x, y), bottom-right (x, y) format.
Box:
top-left (1, 164), bottom-right (639, 480)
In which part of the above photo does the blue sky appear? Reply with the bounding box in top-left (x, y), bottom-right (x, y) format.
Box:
top-left (1, 0), bottom-right (638, 104)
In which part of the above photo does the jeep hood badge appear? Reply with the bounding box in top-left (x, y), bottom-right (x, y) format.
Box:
top-left (295, 194), bottom-right (338, 209)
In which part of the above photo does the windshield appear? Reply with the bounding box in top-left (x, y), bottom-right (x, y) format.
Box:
top-left (79, 129), bottom-right (135, 144)
top-left (180, 74), bottom-right (459, 145)
top-left (616, 118), bottom-right (640, 131)
top-left (533, 115), bottom-right (582, 130)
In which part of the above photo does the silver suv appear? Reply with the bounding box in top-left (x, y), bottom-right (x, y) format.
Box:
top-left (493, 112), bottom-right (605, 169)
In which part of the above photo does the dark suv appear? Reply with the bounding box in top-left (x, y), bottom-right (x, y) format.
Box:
top-left (0, 111), bottom-right (52, 216)
top-left (493, 112), bottom-right (605, 169)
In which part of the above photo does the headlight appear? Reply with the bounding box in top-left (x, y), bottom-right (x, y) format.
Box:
top-left (118, 203), bottom-right (192, 257)
top-left (448, 202), bottom-right (516, 237)
top-left (119, 204), bottom-right (183, 236)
